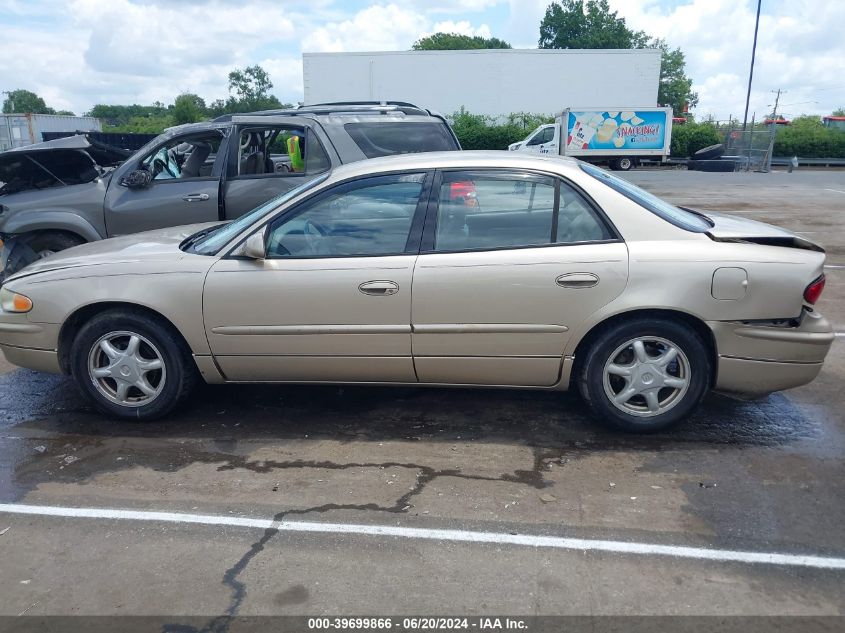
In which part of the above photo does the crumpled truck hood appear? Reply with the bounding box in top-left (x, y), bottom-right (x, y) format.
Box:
top-left (3, 222), bottom-right (221, 284)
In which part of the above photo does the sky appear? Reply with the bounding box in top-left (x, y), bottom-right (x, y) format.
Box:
top-left (2, 0), bottom-right (843, 121)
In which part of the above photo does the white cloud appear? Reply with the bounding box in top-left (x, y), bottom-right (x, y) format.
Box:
top-left (430, 20), bottom-right (493, 38)
top-left (305, 4), bottom-right (429, 52)
top-left (4, 0), bottom-right (844, 119)
top-left (606, 0), bottom-right (845, 120)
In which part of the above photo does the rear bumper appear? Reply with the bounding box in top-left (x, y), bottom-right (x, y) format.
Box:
top-left (709, 310), bottom-right (834, 394)
top-left (715, 357), bottom-right (823, 394)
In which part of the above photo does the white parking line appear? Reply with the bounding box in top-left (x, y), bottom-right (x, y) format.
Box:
top-left (1, 503), bottom-right (844, 570)
top-left (824, 188), bottom-right (845, 195)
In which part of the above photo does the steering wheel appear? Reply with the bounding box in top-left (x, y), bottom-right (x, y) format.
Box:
top-left (303, 219), bottom-right (327, 253)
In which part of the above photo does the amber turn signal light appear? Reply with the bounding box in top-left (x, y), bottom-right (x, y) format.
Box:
top-left (0, 287), bottom-right (33, 313)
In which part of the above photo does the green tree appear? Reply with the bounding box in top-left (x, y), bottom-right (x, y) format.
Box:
top-left (774, 115), bottom-right (845, 159)
top-left (2, 89), bottom-right (56, 114)
top-left (539, 1), bottom-right (697, 115)
top-left (448, 108), bottom-right (552, 150)
top-left (103, 115), bottom-right (174, 134)
top-left (206, 99), bottom-right (228, 118)
top-left (171, 92), bottom-right (207, 125)
top-left (539, 0), bottom-right (648, 49)
top-left (833, 107), bottom-right (845, 116)
top-left (412, 32), bottom-right (512, 50)
top-left (226, 65), bottom-right (284, 112)
top-left (670, 121), bottom-right (721, 157)
top-left (652, 39), bottom-right (698, 115)
top-left (87, 104), bottom-right (165, 126)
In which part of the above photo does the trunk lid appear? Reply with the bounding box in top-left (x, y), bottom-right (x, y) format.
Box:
top-left (703, 211), bottom-right (824, 252)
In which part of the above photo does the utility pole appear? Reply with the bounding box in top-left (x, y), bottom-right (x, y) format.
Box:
top-left (770, 88), bottom-right (785, 121)
top-left (742, 0), bottom-right (762, 131)
top-left (763, 89), bottom-right (785, 173)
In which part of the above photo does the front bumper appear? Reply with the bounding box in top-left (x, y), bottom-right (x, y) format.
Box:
top-left (0, 312), bottom-right (62, 374)
top-left (709, 310), bottom-right (834, 394)
top-left (0, 344), bottom-right (61, 373)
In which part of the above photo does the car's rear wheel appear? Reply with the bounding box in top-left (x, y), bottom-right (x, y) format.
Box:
top-left (578, 318), bottom-right (710, 432)
top-left (70, 310), bottom-right (197, 420)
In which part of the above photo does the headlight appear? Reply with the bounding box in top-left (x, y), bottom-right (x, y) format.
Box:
top-left (0, 287), bottom-right (33, 313)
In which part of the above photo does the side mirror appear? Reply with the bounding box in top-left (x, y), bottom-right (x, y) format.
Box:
top-left (122, 169), bottom-right (153, 189)
top-left (234, 229), bottom-right (267, 260)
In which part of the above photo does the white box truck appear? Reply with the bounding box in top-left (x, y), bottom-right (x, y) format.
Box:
top-left (303, 50), bottom-right (661, 118)
top-left (508, 107), bottom-right (673, 171)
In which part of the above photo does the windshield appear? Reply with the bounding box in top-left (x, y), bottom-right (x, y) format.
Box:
top-left (186, 173), bottom-right (330, 255)
top-left (579, 162), bottom-right (712, 232)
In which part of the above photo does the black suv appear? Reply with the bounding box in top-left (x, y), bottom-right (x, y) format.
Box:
top-left (0, 102), bottom-right (460, 277)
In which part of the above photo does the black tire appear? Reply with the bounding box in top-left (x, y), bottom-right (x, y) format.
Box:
top-left (6, 232), bottom-right (84, 276)
top-left (609, 158), bottom-right (635, 171)
top-left (70, 309), bottom-right (198, 421)
top-left (688, 159), bottom-right (736, 172)
top-left (692, 144), bottom-right (725, 160)
top-left (577, 317), bottom-right (711, 433)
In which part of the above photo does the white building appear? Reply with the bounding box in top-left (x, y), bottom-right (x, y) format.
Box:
top-left (303, 49), bottom-right (661, 117)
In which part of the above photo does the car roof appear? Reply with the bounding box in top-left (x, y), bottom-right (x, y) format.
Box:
top-left (325, 150), bottom-right (581, 181)
top-left (213, 101), bottom-right (438, 122)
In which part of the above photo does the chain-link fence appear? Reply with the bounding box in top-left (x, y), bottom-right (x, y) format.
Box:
top-left (712, 118), bottom-right (777, 172)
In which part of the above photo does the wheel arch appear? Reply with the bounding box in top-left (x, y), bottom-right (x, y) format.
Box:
top-left (2, 211), bottom-right (103, 243)
top-left (17, 228), bottom-right (88, 246)
top-left (568, 308), bottom-right (718, 389)
top-left (57, 302), bottom-right (194, 374)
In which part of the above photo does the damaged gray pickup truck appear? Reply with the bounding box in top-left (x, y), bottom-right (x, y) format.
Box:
top-left (0, 102), bottom-right (460, 279)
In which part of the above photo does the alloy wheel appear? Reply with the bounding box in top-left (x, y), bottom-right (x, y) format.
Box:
top-left (602, 336), bottom-right (690, 418)
top-left (87, 330), bottom-right (166, 407)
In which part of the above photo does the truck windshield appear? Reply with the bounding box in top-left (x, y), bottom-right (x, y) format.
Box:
top-left (184, 173), bottom-right (329, 255)
top-left (579, 162), bottom-right (712, 232)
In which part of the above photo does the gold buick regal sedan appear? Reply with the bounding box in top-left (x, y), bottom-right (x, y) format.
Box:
top-left (0, 152), bottom-right (834, 432)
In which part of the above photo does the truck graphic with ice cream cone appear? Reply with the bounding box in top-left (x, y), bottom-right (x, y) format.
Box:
top-left (508, 107), bottom-right (673, 171)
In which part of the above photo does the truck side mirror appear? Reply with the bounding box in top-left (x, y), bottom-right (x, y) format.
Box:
top-left (122, 169), bottom-right (153, 189)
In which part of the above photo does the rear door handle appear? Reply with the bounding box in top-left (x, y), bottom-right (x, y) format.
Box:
top-left (183, 193), bottom-right (210, 202)
top-left (358, 280), bottom-right (399, 296)
top-left (556, 272), bottom-right (599, 289)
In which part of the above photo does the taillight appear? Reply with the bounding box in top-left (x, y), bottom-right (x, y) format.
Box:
top-left (804, 275), bottom-right (826, 305)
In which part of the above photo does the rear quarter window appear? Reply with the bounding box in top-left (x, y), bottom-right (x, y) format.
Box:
top-left (344, 122), bottom-right (458, 158)
top-left (580, 162), bottom-right (711, 232)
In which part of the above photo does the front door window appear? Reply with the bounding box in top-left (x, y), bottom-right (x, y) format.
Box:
top-left (266, 173), bottom-right (426, 258)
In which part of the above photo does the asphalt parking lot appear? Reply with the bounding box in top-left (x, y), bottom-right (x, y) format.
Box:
top-left (0, 168), bottom-right (844, 624)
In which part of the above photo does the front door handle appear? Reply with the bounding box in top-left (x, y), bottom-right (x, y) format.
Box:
top-left (183, 193), bottom-right (210, 202)
top-left (358, 280), bottom-right (399, 296)
top-left (556, 272), bottom-right (599, 289)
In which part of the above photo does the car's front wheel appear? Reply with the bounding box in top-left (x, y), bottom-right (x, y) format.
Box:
top-left (578, 318), bottom-right (711, 432)
top-left (70, 310), bottom-right (197, 420)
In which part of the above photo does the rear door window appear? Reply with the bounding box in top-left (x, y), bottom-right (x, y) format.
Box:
top-left (344, 122), bottom-right (458, 158)
top-left (432, 170), bottom-right (613, 252)
top-left (234, 127), bottom-right (330, 177)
